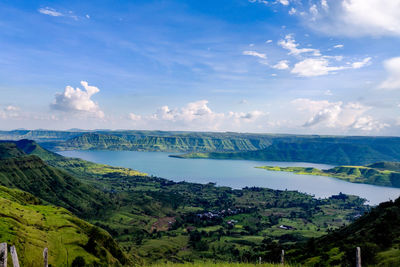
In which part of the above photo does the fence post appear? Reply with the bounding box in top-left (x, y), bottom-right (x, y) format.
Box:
top-left (9, 246), bottom-right (19, 267)
top-left (259, 256), bottom-right (262, 264)
top-left (0, 243), bottom-right (7, 267)
top-left (356, 247), bottom-right (361, 267)
top-left (43, 248), bottom-right (48, 267)
top-left (281, 249), bottom-right (285, 265)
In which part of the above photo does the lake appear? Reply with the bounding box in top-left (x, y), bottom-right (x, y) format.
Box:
top-left (58, 150), bottom-right (400, 205)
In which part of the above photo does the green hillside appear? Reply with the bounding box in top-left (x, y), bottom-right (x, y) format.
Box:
top-left (290, 197), bottom-right (400, 266)
top-left (258, 162), bottom-right (400, 188)
top-left (0, 185), bottom-right (131, 266)
top-left (174, 140), bottom-right (400, 165)
top-left (0, 143), bottom-right (112, 218)
top-left (48, 133), bottom-right (270, 152)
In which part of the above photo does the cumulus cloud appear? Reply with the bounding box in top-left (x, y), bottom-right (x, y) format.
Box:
top-left (292, 98), bottom-right (388, 131)
top-left (289, 8), bottom-right (297, 15)
top-left (300, 0), bottom-right (400, 37)
top-left (128, 100), bottom-right (266, 131)
top-left (379, 57), bottom-right (400, 90)
top-left (333, 44), bottom-right (344, 49)
top-left (243, 50), bottom-right (267, 59)
top-left (273, 60), bottom-right (290, 70)
top-left (278, 35), bottom-right (321, 56)
top-left (51, 81), bottom-right (105, 118)
top-left (38, 7), bottom-right (63, 17)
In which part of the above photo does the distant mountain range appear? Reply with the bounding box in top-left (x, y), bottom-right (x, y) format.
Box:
top-left (1, 130), bottom-right (400, 165)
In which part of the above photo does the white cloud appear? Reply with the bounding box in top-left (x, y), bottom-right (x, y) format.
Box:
top-left (291, 57), bottom-right (371, 77)
top-left (38, 7), bottom-right (63, 17)
top-left (379, 57), bottom-right (400, 90)
top-left (292, 98), bottom-right (388, 131)
top-left (351, 57), bottom-right (371, 69)
top-left (4, 105), bottom-right (19, 112)
top-left (248, 0), bottom-right (269, 5)
top-left (129, 113), bottom-right (141, 121)
top-left (279, 0), bottom-right (289, 6)
top-left (273, 60), bottom-right (290, 70)
top-left (51, 81), bottom-right (105, 118)
top-left (321, 0), bottom-right (329, 10)
top-left (333, 44), bottom-right (344, 49)
top-left (324, 90), bottom-right (333, 96)
top-left (128, 100), bottom-right (267, 131)
top-left (302, 0), bottom-right (400, 37)
top-left (289, 8), bottom-right (297, 15)
top-left (266, 40), bottom-right (273, 44)
top-left (291, 58), bottom-right (344, 77)
top-left (352, 116), bottom-right (389, 131)
top-left (0, 105), bottom-right (20, 119)
top-left (309, 4), bottom-right (319, 19)
top-left (278, 35), bottom-right (321, 56)
top-left (243, 50), bottom-right (267, 59)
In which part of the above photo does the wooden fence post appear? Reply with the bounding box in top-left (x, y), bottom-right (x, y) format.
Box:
top-left (0, 243), bottom-right (7, 267)
top-left (9, 246), bottom-right (19, 267)
top-left (356, 247), bottom-right (361, 267)
top-left (281, 249), bottom-right (285, 265)
top-left (43, 248), bottom-right (48, 267)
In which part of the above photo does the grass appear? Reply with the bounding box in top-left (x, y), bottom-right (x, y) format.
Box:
top-left (146, 263), bottom-right (295, 267)
top-left (257, 165), bottom-right (398, 188)
top-left (0, 185), bottom-right (129, 266)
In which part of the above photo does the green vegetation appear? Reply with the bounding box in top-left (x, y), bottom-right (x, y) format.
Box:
top-left (258, 162), bottom-right (400, 188)
top-left (0, 140), bottom-right (368, 265)
top-left (173, 139), bottom-right (400, 165)
top-left (0, 185), bottom-right (130, 266)
top-left (3, 139), bottom-right (400, 266)
top-left (3, 130), bottom-right (400, 165)
top-left (146, 263), bottom-right (295, 267)
top-left (290, 198), bottom-right (400, 266)
top-left (47, 132), bottom-right (271, 152)
top-left (0, 153), bottom-right (112, 218)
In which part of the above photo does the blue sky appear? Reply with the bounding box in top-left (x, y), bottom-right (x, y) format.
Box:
top-left (1, 0), bottom-right (400, 135)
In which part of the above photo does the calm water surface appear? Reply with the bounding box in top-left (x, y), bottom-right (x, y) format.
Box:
top-left (58, 150), bottom-right (400, 205)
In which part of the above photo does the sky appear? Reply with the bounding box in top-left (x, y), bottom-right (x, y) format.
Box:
top-left (1, 0), bottom-right (400, 135)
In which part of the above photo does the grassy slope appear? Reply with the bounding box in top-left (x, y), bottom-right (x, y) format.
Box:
top-left (0, 154), bottom-right (112, 218)
top-left (0, 185), bottom-right (131, 266)
top-left (257, 162), bottom-right (400, 188)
